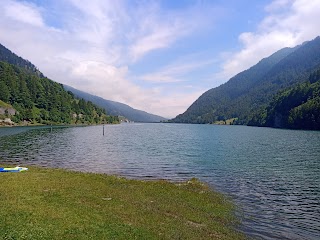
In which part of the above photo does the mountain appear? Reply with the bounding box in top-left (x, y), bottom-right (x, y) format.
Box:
top-left (0, 43), bottom-right (165, 123)
top-left (63, 85), bottom-right (167, 123)
top-left (0, 44), bottom-right (118, 125)
top-left (0, 43), bottom-right (43, 77)
top-left (171, 36), bottom-right (320, 124)
top-left (248, 68), bottom-right (320, 130)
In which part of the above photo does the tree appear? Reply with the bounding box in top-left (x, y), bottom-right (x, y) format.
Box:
top-left (0, 80), bottom-right (10, 102)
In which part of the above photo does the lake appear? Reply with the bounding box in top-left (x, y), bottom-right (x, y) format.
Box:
top-left (0, 123), bottom-right (319, 240)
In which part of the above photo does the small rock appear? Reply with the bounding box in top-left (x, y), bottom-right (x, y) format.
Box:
top-left (102, 197), bottom-right (112, 201)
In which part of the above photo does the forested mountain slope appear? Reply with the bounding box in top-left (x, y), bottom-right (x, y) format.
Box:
top-left (248, 68), bottom-right (320, 130)
top-left (171, 36), bottom-right (320, 124)
top-left (0, 44), bottom-right (118, 125)
top-left (64, 85), bottom-right (167, 123)
top-left (0, 61), bottom-right (118, 125)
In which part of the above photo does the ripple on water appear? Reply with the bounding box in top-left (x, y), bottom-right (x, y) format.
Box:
top-left (0, 124), bottom-right (319, 240)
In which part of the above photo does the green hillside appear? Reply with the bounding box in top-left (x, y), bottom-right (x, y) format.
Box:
top-left (248, 68), bottom-right (320, 130)
top-left (0, 99), bottom-right (11, 108)
top-left (0, 61), bottom-right (118, 125)
top-left (0, 43), bottom-right (119, 125)
top-left (171, 37), bottom-right (320, 126)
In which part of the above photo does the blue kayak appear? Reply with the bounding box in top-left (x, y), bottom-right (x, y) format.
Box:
top-left (0, 166), bottom-right (28, 172)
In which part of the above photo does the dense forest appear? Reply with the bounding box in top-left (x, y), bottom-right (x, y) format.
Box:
top-left (171, 36), bottom-right (320, 129)
top-left (248, 68), bottom-right (320, 130)
top-left (0, 61), bottom-right (119, 125)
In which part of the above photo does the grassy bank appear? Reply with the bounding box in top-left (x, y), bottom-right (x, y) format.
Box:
top-left (0, 167), bottom-right (244, 239)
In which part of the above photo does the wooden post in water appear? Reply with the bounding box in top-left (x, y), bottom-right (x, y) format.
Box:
top-left (103, 124), bottom-right (105, 136)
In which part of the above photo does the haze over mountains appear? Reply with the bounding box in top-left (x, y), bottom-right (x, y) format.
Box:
top-left (64, 85), bottom-right (167, 123)
top-left (1, 35), bottom-right (320, 129)
top-left (0, 43), bottom-right (166, 123)
top-left (171, 36), bottom-right (320, 129)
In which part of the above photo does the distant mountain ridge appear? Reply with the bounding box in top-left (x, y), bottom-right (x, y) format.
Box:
top-left (0, 43), bottom-right (166, 123)
top-left (171, 36), bottom-right (320, 124)
top-left (63, 85), bottom-right (167, 123)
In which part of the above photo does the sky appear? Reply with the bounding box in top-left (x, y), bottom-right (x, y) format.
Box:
top-left (1, 0), bottom-right (320, 118)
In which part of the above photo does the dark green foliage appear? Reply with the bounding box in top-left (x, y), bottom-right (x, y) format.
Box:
top-left (0, 80), bottom-right (10, 102)
top-left (0, 43), bottom-right (119, 125)
top-left (248, 69), bottom-right (320, 130)
top-left (288, 98), bottom-right (320, 129)
top-left (171, 37), bottom-right (320, 126)
top-left (0, 61), bottom-right (119, 125)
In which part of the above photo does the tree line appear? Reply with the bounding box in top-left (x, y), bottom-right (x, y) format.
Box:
top-left (0, 61), bottom-right (119, 125)
top-left (248, 68), bottom-right (320, 130)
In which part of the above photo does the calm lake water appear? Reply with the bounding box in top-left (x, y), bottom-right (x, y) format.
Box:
top-left (0, 124), bottom-right (319, 240)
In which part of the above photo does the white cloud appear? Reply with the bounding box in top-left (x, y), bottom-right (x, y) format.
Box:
top-left (128, 2), bottom-right (217, 62)
top-left (3, 0), bottom-right (44, 27)
top-left (217, 0), bottom-right (320, 82)
top-left (0, 0), bottom-right (212, 118)
top-left (3, 0), bottom-right (318, 118)
top-left (146, 90), bottom-right (205, 119)
top-left (140, 58), bottom-right (215, 83)
top-left (66, 60), bottom-right (204, 118)
top-left (129, 16), bottom-right (192, 62)
top-left (130, 27), bottom-right (183, 62)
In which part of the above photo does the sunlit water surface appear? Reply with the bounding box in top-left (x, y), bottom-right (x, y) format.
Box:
top-left (0, 124), bottom-right (319, 240)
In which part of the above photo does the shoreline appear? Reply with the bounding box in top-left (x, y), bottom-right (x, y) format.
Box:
top-left (0, 165), bottom-right (244, 239)
top-left (0, 122), bottom-right (120, 129)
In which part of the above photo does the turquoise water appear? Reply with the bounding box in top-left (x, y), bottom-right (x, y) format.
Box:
top-left (0, 124), bottom-right (319, 239)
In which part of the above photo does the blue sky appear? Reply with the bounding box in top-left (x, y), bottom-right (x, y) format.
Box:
top-left (0, 0), bottom-right (320, 118)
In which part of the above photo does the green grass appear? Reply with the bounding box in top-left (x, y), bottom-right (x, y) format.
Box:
top-left (0, 100), bottom-right (12, 108)
top-left (0, 166), bottom-right (244, 240)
